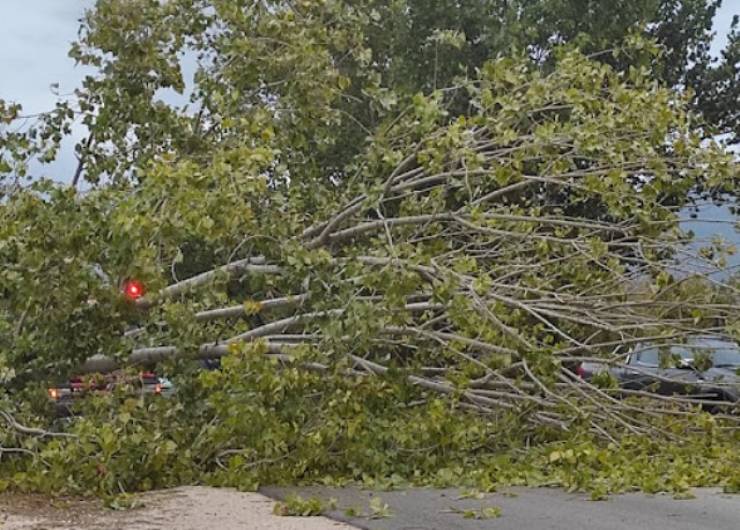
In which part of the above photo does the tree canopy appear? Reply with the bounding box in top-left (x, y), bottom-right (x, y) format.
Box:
top-left (0, 0), bottom-right (739, 501)
top-left (2, 0), bottom-right (739, 191)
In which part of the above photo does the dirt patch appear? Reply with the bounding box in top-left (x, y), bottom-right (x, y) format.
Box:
top-left (0, 492), bottom-right (105, 529)
top-left (0, 487), bottom-right (356, 530)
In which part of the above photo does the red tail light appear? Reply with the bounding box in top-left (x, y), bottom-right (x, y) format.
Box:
top-left (122, 279), bottom-right (145, 300)
top-left (576, 364), bottom-right (586, 378)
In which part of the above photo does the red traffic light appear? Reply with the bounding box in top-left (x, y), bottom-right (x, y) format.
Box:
top-left (122, 279), bottom-right (145, 300)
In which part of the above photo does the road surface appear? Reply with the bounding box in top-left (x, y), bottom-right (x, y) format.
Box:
top-left (2, 485), bottom-right (737, 529)
top-left (263, 485), bottom-right (740, 530)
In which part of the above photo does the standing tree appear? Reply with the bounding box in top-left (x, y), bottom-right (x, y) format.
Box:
top-left (2, 0), bottom-right (738, 193)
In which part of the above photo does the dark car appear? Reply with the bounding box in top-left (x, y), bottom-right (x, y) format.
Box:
top-left (45, 271), bottom-right (168, 416)
top-left (48, 370), bottom-right (174, 416)
top-left (579, 336), bottom-right (740, 405)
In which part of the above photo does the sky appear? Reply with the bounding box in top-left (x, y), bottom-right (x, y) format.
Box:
top-left (711, 0), bottom-right (740, 55)
top-left (0, 0), bottom-right (738, 271)
top-left (0, 1), bottom-right (92, 115)
top-left (0, 0), bottom-right (94, 181)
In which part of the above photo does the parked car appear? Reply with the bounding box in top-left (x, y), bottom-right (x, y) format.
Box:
top-left (48, 370), bottom-right (174, 416)
top-left (578, 335), bottom-right (740, 404)
top-left (47, 273), bottom-right (170, 416)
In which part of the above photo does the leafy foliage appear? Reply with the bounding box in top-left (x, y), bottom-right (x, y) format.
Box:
top-left (449, 505), bottom-right (502, 519)
top-left (0, 0), bottom-right (738, 502)
top-left (273, 495), bottom-right (335, 516)
top-left (2, 0), bottom-right (739, 191)
top-left (2, 360), bottom-right (739, 499)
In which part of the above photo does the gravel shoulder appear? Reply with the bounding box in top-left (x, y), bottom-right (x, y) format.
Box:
top-left (0, 486), bottom-right (356, 530)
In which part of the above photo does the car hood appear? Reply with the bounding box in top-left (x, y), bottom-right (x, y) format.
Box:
top-left (701, 366), bottom-right (740, 383)
top-left (696, 367), bottom-right (740, 401)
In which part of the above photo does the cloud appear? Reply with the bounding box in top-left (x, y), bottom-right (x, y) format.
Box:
top-left (710, 0), bottom-right (739, 58)
top-left (0, 0), bottom-right (94, 182)
top-left (0, 0), bottom-right (94, 114)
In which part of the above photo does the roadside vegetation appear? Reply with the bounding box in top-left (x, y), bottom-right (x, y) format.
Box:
top-left (1, 0), bottom-right (738, 502)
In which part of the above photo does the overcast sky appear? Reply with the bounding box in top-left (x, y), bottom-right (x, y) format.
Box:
top-left (0, 0), bottom-right (94, 180)
top-left (1, 1), bottom-right (93, 115)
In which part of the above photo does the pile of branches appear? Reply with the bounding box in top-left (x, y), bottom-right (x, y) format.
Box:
top-left (121, 59), bottom-right (739, 443)
top-left (3, 55), bottom-right (736, 456)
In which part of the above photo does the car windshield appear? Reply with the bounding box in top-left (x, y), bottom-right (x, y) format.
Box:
top-left (633, 338), bottom-right (740, 368)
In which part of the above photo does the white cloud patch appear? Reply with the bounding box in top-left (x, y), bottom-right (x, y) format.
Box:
top-left (0, 0), bottom-right (94, 182)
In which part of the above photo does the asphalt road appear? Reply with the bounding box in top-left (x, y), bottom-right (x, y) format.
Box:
top-left (262, 485), bottom-right (740, 530)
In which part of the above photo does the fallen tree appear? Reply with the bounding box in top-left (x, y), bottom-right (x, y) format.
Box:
top-left (1, 49), bottom-right (738, 496)
top-left (115, 53), bottom-right (739, 441)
